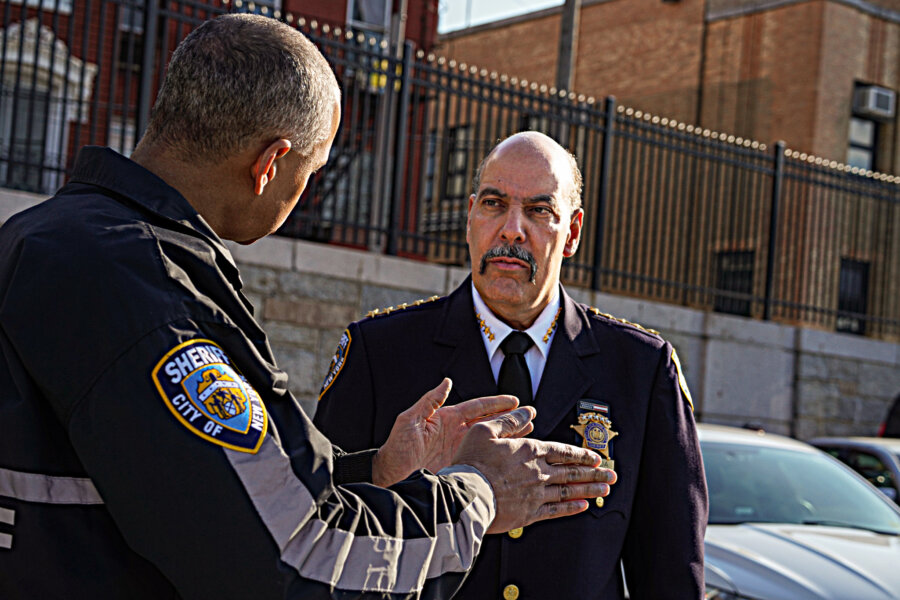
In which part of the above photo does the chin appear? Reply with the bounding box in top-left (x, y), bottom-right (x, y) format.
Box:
top-left (481, 278), bottom-right (532, 304)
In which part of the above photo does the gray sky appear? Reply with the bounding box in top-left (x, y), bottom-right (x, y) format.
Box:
top-left (438, 0), bottom-right (561, 34)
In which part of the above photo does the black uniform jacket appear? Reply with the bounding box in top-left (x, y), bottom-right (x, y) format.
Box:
top-left (0, 148), bottom-right (496, 600)
top-left (315, 279), bottom-right (708, 600)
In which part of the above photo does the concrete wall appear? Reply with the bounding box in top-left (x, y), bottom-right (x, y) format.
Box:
top-left (2, 188), bottom-right (898, 438)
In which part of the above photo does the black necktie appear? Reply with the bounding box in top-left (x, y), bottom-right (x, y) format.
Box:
top-left (498, 331), bottom-right (534, 405)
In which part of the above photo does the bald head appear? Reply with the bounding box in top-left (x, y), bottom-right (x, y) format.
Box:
top-left (473, 132), bottom-right (583, 211)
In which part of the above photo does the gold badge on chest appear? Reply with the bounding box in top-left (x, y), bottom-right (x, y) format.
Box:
top-left (571, 400), bottom-right (617, 470)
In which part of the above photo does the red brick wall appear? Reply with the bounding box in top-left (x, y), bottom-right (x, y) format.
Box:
top-left (437, 0), bottom-right (900, 169)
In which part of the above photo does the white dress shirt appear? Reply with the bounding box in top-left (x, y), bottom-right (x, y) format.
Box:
top-left (471, 283), bottom-right (561, 399)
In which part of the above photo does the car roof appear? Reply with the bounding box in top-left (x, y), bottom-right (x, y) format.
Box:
top-left (697, 423), bottom-right (820, 453)
top-left (808, 437), bottom-right (900, 452)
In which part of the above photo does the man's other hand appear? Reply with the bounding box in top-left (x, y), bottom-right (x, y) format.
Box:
top-left (451, 408), bottom-right (617, 534)
top-left (372, 378), bottom-right (527, 487)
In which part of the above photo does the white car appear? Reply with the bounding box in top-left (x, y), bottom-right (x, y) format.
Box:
top-left (700, 424), bottom-right (900, 600)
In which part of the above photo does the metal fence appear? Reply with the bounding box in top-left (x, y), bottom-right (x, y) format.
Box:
top-left (2, 0), bottom-right (899, 339)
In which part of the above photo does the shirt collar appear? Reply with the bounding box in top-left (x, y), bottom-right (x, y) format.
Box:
top-left (471, 282), bottom-right (561, 360)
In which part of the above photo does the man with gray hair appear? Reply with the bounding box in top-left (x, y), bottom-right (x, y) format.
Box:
top-left (316, 131), bottom-right (708, 599)
top-left (0, 14), bottom-right (614, 600)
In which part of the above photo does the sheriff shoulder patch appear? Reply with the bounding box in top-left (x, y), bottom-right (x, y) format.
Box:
top-left (152, 339), bottom-right (267, 453)
top-left (318, 329), bottom-right (351, 399)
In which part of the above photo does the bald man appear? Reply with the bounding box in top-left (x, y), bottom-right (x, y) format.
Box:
top-left (315, 132), bottom-right (708, 599)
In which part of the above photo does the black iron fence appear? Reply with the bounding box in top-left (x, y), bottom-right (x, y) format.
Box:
top-left (2, 0), bottom-right (899, 339)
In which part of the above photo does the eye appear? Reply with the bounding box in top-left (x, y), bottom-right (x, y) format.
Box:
top-left (529, 205), bottom-right (554, 216)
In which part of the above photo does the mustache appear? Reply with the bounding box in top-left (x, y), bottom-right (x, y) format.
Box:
top-left (479, 245), bottom-right (537, 283)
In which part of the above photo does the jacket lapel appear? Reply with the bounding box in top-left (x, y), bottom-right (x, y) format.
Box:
top-left (532, 289), bottom-right (601, 439)
top-left (434, 277), bottom-right (497, 402)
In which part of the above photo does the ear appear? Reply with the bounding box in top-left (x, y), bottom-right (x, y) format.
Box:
top-left (465, 194), bottom-right (475, 243)
top-left (251, 139), bottom-right (292, 196)
top-left (563, 208), bottom-right (584, 257)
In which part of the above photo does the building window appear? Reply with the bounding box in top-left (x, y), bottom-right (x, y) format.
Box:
top-left (836, 258), bottom-right (869, 335)
top-left (347, 0), bottom-right (391, 35)
top-left (442, 125), bottom-right (471, 205)
top-left (117, 0), bottom-right (145, 70)
top-left (1, 20), bottom-right (98, 194)
top-left (519, 112), bottom-right (551, 135)
top-left (0, 86), bottom-right (50, 192)
top-left (8, 0), bottom-right (72, 14)
top-left (108, 117), bottom-right (136, 157)
top-left (714, 250), bottom-right (754, 317)
top-left (846, 116), bottom-right (876, 171)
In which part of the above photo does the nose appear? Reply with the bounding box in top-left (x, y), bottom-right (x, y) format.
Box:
top-left (499, 206), bottom-right (526, 244)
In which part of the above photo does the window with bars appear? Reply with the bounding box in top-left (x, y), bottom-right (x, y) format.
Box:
top-left (713, 250), bottom-right (754, 317)
top-left (847, 116), bottom-right (877, 171)
top-left (347, 0), bottom-right (390, 35)
top-left (836, 258), bottom-right (869, 335)
top-left (442, 125), bottom-right (471, 206)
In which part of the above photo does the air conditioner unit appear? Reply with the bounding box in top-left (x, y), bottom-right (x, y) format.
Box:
top-left (853, 85), bottom-right (896, 121)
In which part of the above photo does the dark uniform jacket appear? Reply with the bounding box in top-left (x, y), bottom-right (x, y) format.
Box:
top-left (0, 147), bottom-right (496, 599)
top-left (315, 280), bottom-right (708, 600)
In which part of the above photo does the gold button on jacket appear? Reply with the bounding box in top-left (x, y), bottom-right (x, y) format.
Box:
top-left (502, 584), bottom-right (520, 600)
top-left (507, 527), bottom-right (523, 539)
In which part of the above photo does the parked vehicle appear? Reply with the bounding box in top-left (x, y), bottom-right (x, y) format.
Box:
top-left (878, 394), bottom-right (900, 438)
top-left (700, 424), bottom-right (900, 600)
top-left (808, 437), bottom-right (900, 504)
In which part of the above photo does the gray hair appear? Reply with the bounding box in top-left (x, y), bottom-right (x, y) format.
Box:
top-left (471, 132), bottom-right (584, 212)
top-left (144, 14), bottom-right (339, 161)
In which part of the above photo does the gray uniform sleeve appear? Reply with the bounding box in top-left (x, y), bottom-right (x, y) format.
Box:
top-left (62, 321), bottom-right (496, 599)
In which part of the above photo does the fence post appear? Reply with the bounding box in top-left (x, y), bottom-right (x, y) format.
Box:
top-left (763, 140), bottom-right (785, 321)
top-left (135, 0), bottom-right (159, 141)
top-left (386, 41), bottom-right (413, 256)
top-left (591, 96), bottom-right (616, 291)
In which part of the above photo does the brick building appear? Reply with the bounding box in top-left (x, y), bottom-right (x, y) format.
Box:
top-left (438, 0), bottom-right (900, 175)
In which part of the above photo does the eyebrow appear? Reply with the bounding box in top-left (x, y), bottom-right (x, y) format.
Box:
top-left (477, 187), bottom-right (557, 206)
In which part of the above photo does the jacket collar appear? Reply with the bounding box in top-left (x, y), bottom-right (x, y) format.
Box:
top-left (434, 276), bottom-right (498, 401)
top-left (68, 147), bottom-right (243, 289)
top-left (531, 289), bottom-right (602, 438)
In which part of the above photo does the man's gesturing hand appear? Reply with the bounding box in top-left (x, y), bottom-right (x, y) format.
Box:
top-left (372, 378), bottom-right (528, 487)
top-left (451, 407), bottom-right (617, 534)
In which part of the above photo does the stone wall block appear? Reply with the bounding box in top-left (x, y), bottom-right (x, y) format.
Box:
top-left (702, 340), bottom-right (793, 421)
top-left (859, 397), bottom-right (892, 427)
top-left (262, 322), bottom-right (320, 350)
top-left (798, 354), bottom-right (829, 380)
top-left (298, 393), bottom-right (318, 418)
top-left (822, 356), bottom-right (861, 380)
top-left (858, 362), bottom-right (900, 397)
top-left (269, 344), bottom-right (320, 395)
top-left (836, 395), bottom-right (863, 421)
top-left (227, 236), bottom-right (293, 270)
top-left (264, 297), bottom-right (358, 329)
top-left (362, 254), bottom-right (446, 294)
top-left (243, 292), bottom-right (265, 320)
top-left (278, 271), bottom-right (360, 304)
top-left (240, 265), bottom-right (280, 294)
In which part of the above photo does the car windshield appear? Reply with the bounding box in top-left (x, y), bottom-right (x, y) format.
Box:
top-left (703, 441), bottom-right (900, 534)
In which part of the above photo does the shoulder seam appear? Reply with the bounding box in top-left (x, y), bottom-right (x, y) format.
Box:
top-left (363, 295), bottom-right (443, 320)
top-left (586, 307), bottom-right (660, 336)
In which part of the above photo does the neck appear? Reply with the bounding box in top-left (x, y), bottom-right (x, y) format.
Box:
top-left (478, 286), bottom-right (558, 331)
top-left (488, 304), bottom-right (543, 331)
top-left (131, 140), bottom-right (244, 240)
